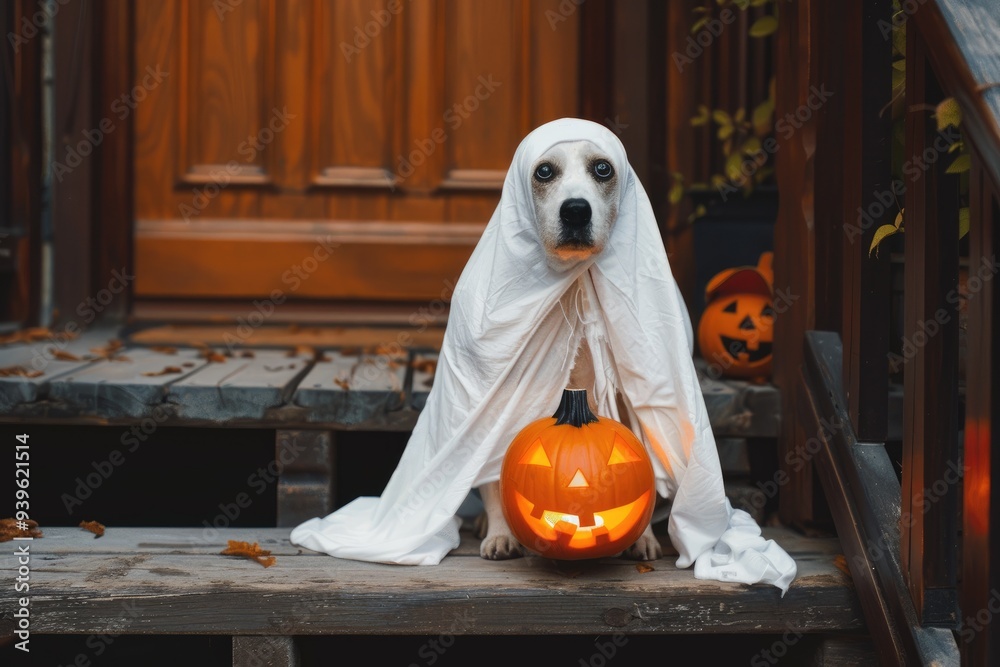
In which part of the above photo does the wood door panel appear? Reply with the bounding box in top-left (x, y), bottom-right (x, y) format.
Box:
top-left (180, 0), bottom-right (270, 183)
top-left (314, 0), bottom-right (400, 188)
top-left (132, 0), bottom-right (580, 310)
top-left (441, 0), bottom-right (525, 186)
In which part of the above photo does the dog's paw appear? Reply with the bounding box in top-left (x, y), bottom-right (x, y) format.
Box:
top-left (480, 534), bottom-right (525, 560)
top-left (473, 512), bottom-right (488, 540)
top-left (620, 533), bottom-right (663, 561)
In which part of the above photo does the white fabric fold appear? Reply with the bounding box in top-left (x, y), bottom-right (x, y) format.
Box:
top-left (289, 117), bottom-right (797, 595)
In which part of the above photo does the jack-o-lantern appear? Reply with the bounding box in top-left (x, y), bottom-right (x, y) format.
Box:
top-left (499, 389), bottom-right (655, 560)
top-left (697, 252), bottom-right (775, 381)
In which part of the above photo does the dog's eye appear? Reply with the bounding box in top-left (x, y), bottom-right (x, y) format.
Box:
top-left (534, 163), bottom-right (554, 181)
top-left (593, 160), bottom-right (614, 180)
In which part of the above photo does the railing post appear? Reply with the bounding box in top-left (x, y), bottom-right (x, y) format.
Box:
top-left (840, 0), bottom-right (893, 442)
top-left (963, 157), bottom-right (1000, 667)
top-left (900, 20), bottom-right (960, 628)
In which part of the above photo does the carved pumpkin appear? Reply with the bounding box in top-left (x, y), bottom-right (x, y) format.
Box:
top-left (697, 252), bottom-right (775, 381)
top-left (499, 389), bottom-right (655, 560)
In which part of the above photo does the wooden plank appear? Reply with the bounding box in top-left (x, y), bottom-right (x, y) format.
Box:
top-left (47, 347), bottom-right (209, 418)
top-left (293, 350), bottom-right (407, 426)
top-left (0, 527), bottom-right (863, 636)
top-left (0, 329), bottom-right (123, 409)
top-left (800, 331), bottom-right (961, 666)
top-left (168, 350), bottom-right (313, 421)
top-left (901, 22), bottom-right (961, 627)
top-left (275, 430), bottom-right (335, 527)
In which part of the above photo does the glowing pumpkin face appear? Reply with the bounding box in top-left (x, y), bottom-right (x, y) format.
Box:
top-left (696, 251), bottom-right (775, 381)
top-left (697, 292), bottom-right (775, 379)
top-left (500, 389), bottom-right (655, 560)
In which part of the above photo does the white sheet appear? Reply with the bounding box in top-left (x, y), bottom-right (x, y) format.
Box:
top-left (290, 118), bottom-right (797, 595)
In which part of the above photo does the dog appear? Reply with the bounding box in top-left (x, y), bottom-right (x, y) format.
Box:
top-left (474, 139), bottom-right (664, 562)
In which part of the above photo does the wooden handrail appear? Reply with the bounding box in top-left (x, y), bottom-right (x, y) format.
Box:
top-left (913, 0), bottom-right (1000, 191)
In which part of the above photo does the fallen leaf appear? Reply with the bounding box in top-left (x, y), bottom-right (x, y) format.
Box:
top-left (220, 540), bottom-right (275, 568)
top-left (142, 366), bottom-right (183, 377)
top-left (0, 366), bottom-right (44, 378)
top-left (0, 518), bottom-right (43, 541)
top-left (635, 563), bottom-right (655, 574)
top-left (90, 339), bottom-right (126, 360)
top-left (334, 378), bottom-right (350, 390)
top-left (287, 345), bottom-right (315, 358)
top-left (79, 520), bottom-right (106, 537)
top-left (198, 349), bottom-right (227, 363)
top-left (181, 362), bottom-right (195, 368)
top-left (50, 349), bottom-right (82, 361)
top-left (150, 346), bottom-right (178, 354)
top-left (241, 350), bottom-right (255, 358)
top-left (0, 327), bottom-right (61, 346)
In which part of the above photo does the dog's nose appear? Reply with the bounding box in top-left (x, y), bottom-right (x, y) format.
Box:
top-left (559, 199), bottom-right (592, 227)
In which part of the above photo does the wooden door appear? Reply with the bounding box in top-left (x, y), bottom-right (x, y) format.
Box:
top-left (131, 0), bottom-right (581, 319)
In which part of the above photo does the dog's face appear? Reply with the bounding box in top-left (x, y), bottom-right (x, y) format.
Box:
top-left (529, 140), bottom-right (621, 271)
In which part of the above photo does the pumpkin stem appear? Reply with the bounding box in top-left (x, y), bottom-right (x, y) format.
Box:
top-left (553, 389), bottom-right (599, 427)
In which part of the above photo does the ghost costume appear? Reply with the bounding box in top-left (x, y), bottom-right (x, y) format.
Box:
top-left (290, 118), bottom-right (798, 595)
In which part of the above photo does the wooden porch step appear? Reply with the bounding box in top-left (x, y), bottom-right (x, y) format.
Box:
top-left (0, 325), bottom-right (781, 437)
top-left (2, 526), bottom-right (864, 636)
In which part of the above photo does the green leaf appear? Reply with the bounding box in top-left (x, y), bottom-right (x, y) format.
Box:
top-left (749, 15), bottom-right (778, 37)
top-left (750, 0), bottom-right (771, 6)
top-left (869, 223), bottom-right (902, 257)
top-left (693, 6), bottom-right (711, 13)
top-left (733, 0), bottom-right (751, 9)
top-left (742, 136), bottom-right (762, 155)
top-left (691, 16), bottom-right (710, 34)
top-left (734, 107), bottom-right (746, 124)
top-left (894, 208), bottom-right (904, 229)
top-left (936, 97), bottom-right (962, 131)
top-left (959, 207), bottom-right (970, 239)
top-left (946, 154), bottom-right (971, 174)
top-left (690, 105), bottom-right (710, 126)
top-left (712, 109), bottom-right (732, 126)
top-left (718, 124), bottom-right (735, 141)
top-left (891, 59), bottom-right (906, 71)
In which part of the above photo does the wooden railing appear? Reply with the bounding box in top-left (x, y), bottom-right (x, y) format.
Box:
top-left (775, 0), bottom-right (1000, 664)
